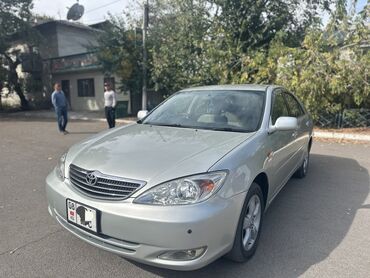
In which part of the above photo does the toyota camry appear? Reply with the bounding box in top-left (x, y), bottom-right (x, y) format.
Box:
top-left (46, 84), bottom-right (313, 270)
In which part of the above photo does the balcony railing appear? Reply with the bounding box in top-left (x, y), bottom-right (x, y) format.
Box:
top-left (50, 52), bottom-right (101, 73)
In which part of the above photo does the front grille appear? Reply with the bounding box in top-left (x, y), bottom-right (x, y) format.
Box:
top-left (69, 164), bottom-right (145, 200)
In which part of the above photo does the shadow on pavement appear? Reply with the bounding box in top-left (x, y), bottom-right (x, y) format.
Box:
top-left (128, 153), bottom-right (369, 278)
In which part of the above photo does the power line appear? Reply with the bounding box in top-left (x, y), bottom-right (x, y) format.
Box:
top-left (83, 18), bottom-right (107, 24)
top-left (85, 0), bottom-right (124, 14)
top-left (83, 11), bottom-right (123, 24)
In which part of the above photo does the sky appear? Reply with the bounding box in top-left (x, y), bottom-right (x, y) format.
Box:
top-left (32, 0), bottom-right (368, 25)
top-left (32, 0), bottom-right (136, 24)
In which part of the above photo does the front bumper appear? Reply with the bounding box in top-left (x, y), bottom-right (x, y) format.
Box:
top-left (46, 171), bottom-right (245, 270)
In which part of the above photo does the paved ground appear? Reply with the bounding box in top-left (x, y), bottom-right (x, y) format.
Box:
top-left (0, 118), bottom-right (369, 278)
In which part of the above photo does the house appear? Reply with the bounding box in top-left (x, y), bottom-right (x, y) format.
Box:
top-left (2, 20), bottom-right (167, 114)
top-left (35, 20), bottom-right (131, 115)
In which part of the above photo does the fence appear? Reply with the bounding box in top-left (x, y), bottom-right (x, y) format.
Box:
top-left (316, 109), bottom-right (370, 128)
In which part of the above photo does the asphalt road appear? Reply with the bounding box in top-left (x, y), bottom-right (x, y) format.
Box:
top-left (0, 118), bottom-right (369, 278)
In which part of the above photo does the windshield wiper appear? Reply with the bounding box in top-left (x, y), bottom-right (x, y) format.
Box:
top-left (143, 123), bottom-right (251, 133)
top-left (145, 123), bottom-right (183, 128)
top-left (207, 127), bottom-right (250, 133)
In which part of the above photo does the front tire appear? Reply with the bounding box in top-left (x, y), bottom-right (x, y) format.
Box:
top-left (226, 182), bottom-right (264, 262)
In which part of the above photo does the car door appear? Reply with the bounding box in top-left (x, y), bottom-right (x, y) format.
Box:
top-left (267, 89), bottom-right (297, 197)
top-left (283, 92), bottom-right (310, 167)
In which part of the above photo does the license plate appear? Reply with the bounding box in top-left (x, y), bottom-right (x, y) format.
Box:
top-left (66, 199), bottom-right (98, 233)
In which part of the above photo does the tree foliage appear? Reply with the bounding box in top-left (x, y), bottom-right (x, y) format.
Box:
top-left (93, 17), bottom-right (143, 95)
top-left (0, 0), bottom-right (37, 109)
top-left (147, 0), bottom-right (337, 93)
top-left (273, 3), bottom-right (370, 118)
top-left (149, 0), bottom-right (213, 94)
top-left (95, 0), bottom-right (369, 118)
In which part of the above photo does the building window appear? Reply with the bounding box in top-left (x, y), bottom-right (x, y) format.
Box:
top-left (104, 77), bottom-right (115, 91)
top-left (77, 79), bottom-right (95, 97)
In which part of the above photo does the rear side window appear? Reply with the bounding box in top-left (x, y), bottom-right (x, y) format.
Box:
top-left (284, 93), bottom-right (304, 117)
top-left (271, 90), bottom-right (289, 124)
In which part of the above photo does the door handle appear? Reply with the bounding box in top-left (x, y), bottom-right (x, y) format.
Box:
top-left (292, 131), bottom-right (298, 138)
top-left (305, 120), bottom-right (310, 127)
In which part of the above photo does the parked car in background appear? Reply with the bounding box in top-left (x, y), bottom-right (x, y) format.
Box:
top-left (46, 84), bottom-right (313, 270)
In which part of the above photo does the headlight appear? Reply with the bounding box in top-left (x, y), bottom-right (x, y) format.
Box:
top-left (55, 153), bottom-right (67, 181)
top-left (134, 171), bottom-right (227, 205)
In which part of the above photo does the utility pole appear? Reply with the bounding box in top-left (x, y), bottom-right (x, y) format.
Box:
top-left (142, 0), bottom-right (149, 110)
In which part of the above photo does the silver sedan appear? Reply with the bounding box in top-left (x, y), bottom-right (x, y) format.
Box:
top-left (46, 84), bottom-right (313, 270)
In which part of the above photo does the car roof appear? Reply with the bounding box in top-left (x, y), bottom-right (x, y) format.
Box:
top-left (179, 84), bottom-right (280, 92)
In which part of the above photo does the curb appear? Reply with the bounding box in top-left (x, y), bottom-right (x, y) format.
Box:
top-left (0, 112), bottom-right (136, 125)
top-left (68, 116), bottom-right (136, 125)
top-left (314, 131), bottom-right (370, 142)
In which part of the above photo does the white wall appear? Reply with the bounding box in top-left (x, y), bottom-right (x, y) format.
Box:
top-left (54, 71), bottom-right (130, 113)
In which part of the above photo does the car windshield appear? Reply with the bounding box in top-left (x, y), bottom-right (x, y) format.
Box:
top-left (142, 90), bottom-right (265, 132)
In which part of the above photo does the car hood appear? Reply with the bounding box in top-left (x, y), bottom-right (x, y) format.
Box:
top-left (67, 124), bottom-right (254, 186)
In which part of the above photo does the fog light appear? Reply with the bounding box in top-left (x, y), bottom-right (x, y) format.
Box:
top-left (158, 247), bottom-right (206, 261)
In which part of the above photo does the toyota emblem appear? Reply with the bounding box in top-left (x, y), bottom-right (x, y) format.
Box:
top-left (85, 172), bottom-right (98, 186)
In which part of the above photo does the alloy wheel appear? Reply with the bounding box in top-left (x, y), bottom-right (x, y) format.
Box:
top-left (242, 194), bottom-right (262, 251)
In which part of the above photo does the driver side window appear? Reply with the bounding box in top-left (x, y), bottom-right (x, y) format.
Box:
top-left (155, 94), bottom-right (193, 122)
top-left (271, 90), bottom-right (289, 125)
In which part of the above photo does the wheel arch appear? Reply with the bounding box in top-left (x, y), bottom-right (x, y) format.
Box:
top-left (253, 172), bottom-right (269, 208)
top-left (308, 136), bottom-right (313, 153)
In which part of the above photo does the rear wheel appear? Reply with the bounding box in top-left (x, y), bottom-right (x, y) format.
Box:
top-left (294, 146), bottom-right (310, 179)
top-left (226, 182), bottom-right (264, 262)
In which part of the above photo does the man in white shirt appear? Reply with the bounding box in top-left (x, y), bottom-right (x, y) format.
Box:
top-left (104, 82), bottom-right (117, 128)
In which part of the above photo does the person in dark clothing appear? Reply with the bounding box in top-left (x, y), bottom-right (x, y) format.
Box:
top-left (51, 83), bottom-right (69, 134)
top-left (104, 83), bottom-right (117, 128)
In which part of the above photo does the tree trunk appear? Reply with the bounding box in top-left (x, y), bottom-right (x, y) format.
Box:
top-left (14, 82), bottom-right (28, 110)
top-left (5, 54), bottom-right (29, 110)
top-left (0, 81), bottom-right (2, 110)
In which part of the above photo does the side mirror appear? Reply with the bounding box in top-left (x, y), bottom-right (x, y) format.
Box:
top-left (137, 110), bottom-right (148, 121)
top-left (269, 116), bottom-right (297, 133)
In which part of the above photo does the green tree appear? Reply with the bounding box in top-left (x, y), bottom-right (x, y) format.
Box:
top-left (148, 0), bottom-right (334, 91)
top-left (93, 16), bottom-right (143, 95)
top-left (148, 0), bottom-right (214, 95)
top-left (0, 0), bottom-right (36, 109)
top-left (273, 2), bottom-right (369, 119)
top-left (94, 0), bottom-right (369, 120)
top-left (206, 0), bottom-right (333, 84)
